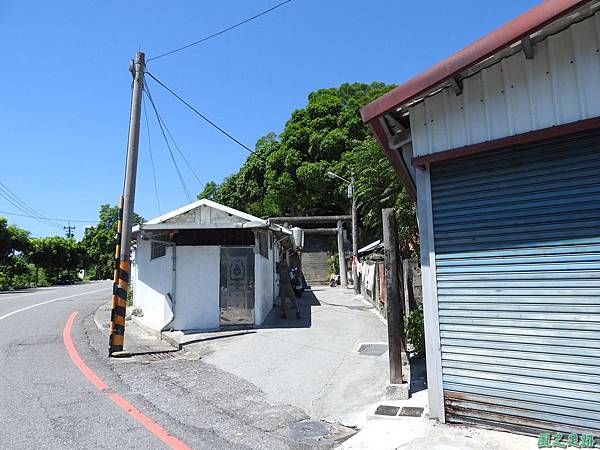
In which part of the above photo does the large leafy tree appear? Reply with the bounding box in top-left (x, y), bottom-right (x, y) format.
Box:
top-left (0, 218), bottom-right (31, 289)
top-left (28, 236), bottom-right (85, 283)
top-left (201, 82), bottom-right (418, 247)
top-left (81, 204), bottom-right (143, 280)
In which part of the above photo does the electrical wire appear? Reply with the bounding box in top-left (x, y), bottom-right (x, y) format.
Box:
top-left (145, 71), bottom-right (255, 155)
top-left (142, 96), bottom-right (162, 216)
top-left (143, 83), bottom-right (194, 202)
top-left (0, 182), bottom-right (63, 229)
top-left (0, 182), bottom-right (58, 226)
top-left (147, 0), bottom-right (292, 62)
top-left (143, 80), bottom-right (203, 187)
top-left (159, 114), bottom-right (203, 188)
top-left (0, 209), bottom-right (97, 223)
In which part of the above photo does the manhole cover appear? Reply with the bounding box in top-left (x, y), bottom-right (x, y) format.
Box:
top-left (374, 405), bottom-right (400, 416)
top-left (357, 343), bottom-right (388, 356)
top-left (144, 351), bottom-right (178, 362)
top-left (399, 407), bottom-right (424, 417)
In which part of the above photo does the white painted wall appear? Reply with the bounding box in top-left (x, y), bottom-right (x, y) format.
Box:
top-left (135, 239), bottom-right (278, 331)
top-left (133, 239), bottom-right (175, 331)
top-left (410, 12), bottom-right (600, 157)
top-left (172, 246), bottom-right (220, 331)
top-left (254, 235), bottom-right (275, 325)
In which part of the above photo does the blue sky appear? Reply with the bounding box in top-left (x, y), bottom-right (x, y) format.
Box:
top-left (0, 0), bottom-right (539, 238)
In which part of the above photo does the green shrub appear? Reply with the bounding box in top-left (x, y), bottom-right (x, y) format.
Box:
top-left (405, 304), bottom-right (425, 356)
top-left (327, 255), bottom-right (339, 276)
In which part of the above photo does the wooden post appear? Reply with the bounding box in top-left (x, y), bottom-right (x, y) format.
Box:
top-left (382, 208), bottom-right (406, 384)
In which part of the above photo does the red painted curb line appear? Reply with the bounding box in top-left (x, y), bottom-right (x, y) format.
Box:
top-left (63, 311), bottom-right (191, 450)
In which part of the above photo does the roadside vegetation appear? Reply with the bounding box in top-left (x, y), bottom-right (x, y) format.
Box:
top-left (0, 206), bottom-right (143, 291)
top-left (199, 82), bottom-right (418, 254)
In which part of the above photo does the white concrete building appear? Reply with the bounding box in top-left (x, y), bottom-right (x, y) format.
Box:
top-left (131, 199), bottom-right (292, 333)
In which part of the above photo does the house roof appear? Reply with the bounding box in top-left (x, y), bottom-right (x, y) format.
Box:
top-left (132, 199), bottom-right (292, 235)
top-left (358, 239), bottom-right (384, 256)
top-left (144, 198), bottom-right (263, 225)
top-left (360, 0), bottom-right (591, 123)
top-left (360, 0), bottom-right (596, 201)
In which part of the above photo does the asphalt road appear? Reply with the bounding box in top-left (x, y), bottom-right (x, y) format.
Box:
top-left (0, 281), bottom-right (318, 450)
top-left (0, 281), bottom-right (162, 449)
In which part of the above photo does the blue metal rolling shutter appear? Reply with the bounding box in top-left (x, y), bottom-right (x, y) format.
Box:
top-left (430, 131), bottom-right (600, 435)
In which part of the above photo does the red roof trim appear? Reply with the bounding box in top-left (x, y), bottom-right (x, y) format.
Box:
top-left (370, 120), bottom-right (417, 200)
top-left (411, 116), bottom-right (600, 169)
top-left (361, 0), bottom-right (590, 123)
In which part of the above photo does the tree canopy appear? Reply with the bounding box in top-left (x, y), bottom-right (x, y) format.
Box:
top-left (81, 204), bottom-right (143, 280)
top-left (0, 218), bottom-right (31, 289)
top-left (201, 82), bottom-right (417, 249)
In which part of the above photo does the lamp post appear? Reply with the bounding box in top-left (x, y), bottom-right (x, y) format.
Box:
top-left (327, 171), bottom-right (358, 292)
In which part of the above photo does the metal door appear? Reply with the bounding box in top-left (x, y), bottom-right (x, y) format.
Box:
top-left (430, 131), bottom-right (600, 435)
top-left (220, 247), bottom-right (255, 325)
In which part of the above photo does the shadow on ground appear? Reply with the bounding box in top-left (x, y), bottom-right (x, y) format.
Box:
top-left (258, 288), bottom-right (323, 330)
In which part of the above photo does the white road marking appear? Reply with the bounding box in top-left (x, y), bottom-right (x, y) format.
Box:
top-left (0, 287), bottom-right (111, 322)
top-left (0, 288), bottom-right (55, 301)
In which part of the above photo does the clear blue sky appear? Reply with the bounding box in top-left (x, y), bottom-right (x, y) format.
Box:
top-left (0, 0), bottom-right (539, 238)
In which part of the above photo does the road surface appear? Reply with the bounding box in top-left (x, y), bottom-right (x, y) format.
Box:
top-left (0, 281), bottom-right (319, 450)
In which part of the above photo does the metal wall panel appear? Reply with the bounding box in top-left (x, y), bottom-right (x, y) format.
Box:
top-left (431, 131), bottom-right (600, 434)
top-left (411, 12), bottom-right (600, 157)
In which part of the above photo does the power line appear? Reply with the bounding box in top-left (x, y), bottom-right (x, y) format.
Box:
top-left (0, 182), bottom-right (59, 227)
top-left (147, 0), bottom-right (292, 62)
top-left (143, 82), bottom-right (194, 202)
top-left (159, 114), bottom-right (203, 188)
top-left (0, 209), bottom-right (97, 223)
top-left (142, 97), bottom-right (162, 216)
top-left (145, 71), bottom-right (256, 155)
top-left (0, 182), bottom-right (62, 229)
top-left (143, 82), bottom-right (203, 188)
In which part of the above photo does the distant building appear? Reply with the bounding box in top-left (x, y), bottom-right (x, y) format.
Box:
top-left (131, 199), bottom-right (293, 332)
top-left (363, 0), bottom-right (600, 436)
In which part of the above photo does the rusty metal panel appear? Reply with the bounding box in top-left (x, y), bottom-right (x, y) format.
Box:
top-left (431, 132), bottom-right (600, 434)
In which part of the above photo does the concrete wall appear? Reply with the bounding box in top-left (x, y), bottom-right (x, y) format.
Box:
top-left (254, 235), bottom-right (275, 325)
top-left (133, 239), bottom-right (175, 331)
top-left (172, 246), bottom-right (220, 331)
top-left (135, 240), bottom-right (277, 331)
top-left (409, 12), bottom-right (600, 157)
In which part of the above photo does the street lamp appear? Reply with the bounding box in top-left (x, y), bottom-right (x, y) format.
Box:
top-left (327, 171), bottom-right (359, 293)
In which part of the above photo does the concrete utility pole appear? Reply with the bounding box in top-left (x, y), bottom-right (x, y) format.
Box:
top-left (326, 171), bottom-right (357, 289)
top-left (351, 176), bottom-right (359, 293)
top-left (382, 208), bottom-right (406, 386)
top-left (63, 221), bottom-right (76, 239)
top-left (109, 51), bottom-right (145, 357)
top-left (337, 219), bottom-right (347, 287)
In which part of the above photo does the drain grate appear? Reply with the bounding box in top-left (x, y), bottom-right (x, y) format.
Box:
top-left (399, 407), bottom-right (424, 417)
top-left (374, 405), bottom-right (425, 417)
top-left (144, 351), bottom-right (178, 362)
top-left (357, 343), bottom-right (388, 356)
top-left (374, 405), bottom-right (400, 416)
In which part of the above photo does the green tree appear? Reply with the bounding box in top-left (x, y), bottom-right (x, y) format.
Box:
top-left (0, 218), bottom-right (31, 289)
top-left (201, 82), bottom-right (418, 247)
top-left (28, 236), bottom-right (84, 284)
top-left (81, 204), bottom-right (143, 280)
top-left (197, 181), bottom-right (218, 200)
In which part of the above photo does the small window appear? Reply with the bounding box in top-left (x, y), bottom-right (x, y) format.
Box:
top-left (151, 234), bottom-right (168, 260)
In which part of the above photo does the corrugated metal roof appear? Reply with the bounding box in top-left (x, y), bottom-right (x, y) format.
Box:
top-left (361, 0), bottom-right (593, 123)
